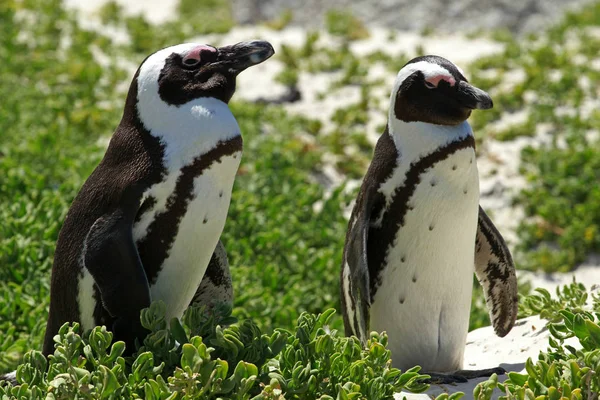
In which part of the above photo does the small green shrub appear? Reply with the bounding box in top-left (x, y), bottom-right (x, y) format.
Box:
top-left (475, 282), bottom-right (600, 400)
top-left (324, 10), bottom-right (370, 41)
top-left (0, 303), bottom-right (432, 399)
top-left (516, 134), bottom-right (600, 271)
top-left (264, 10), bottom-right (294, 31)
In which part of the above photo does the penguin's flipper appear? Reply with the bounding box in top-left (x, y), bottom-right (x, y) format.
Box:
top-left (344, 190), bottom-right (376, 344)
top-left (84, 211), bottom-right (151, 343)
top-left (474, 206), bottom-right (518, 337)
top-left (189, 240), bottom-right (233, 310)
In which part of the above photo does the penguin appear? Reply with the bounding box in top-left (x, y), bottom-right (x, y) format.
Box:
top-left (340, 55), bottom-right (518, 383)
top-left (41, 40), bottom-right (275, 356)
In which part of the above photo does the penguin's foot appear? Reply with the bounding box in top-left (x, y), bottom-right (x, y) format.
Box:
top-left (421, 367), bottom-right (506, 384)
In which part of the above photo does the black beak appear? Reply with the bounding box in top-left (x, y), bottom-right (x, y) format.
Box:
top-left (457, 81), bottom-right (493, 110)
top-left (216, 40), bottom-right (275, 75)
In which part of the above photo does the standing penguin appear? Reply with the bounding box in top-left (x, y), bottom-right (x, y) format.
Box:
top-left (340, 55), bottom-right (518, 383)
top-left (42, 41), bottom-right (274, 356)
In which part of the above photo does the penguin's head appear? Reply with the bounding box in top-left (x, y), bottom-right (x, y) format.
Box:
top-left (135, 40), bottom-right (275, 106)
top-left (390, 55), bottom-right (493, 126)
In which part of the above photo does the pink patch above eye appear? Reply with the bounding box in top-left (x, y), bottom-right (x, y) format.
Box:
top-left (183, 45), bottom-right (217, 63)
top-left (425, 74), bottom-right (456, 87)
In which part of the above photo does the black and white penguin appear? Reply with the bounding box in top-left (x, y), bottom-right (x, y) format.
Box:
top-left (42, 40), bottom-right (274, 356)
top-left (340, 55), bottom-right (518, 383)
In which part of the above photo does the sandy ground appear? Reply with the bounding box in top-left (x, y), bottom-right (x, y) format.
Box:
top-left (66, 1), bottom-right (600, 396)
top-left (64, 0), bottom-right (176, 23)
top-left (394, 278), bottom-right (598, 399)
top-left (396, 313), bottom-right (585, 400)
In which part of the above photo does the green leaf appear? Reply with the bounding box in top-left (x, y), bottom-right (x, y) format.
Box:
top-left (180, 343), bottom-right (201, 372)
top-left (584, 319), bottom-right (600, 346)
top-left (572, 314), bottom-right (589, 341)
top-left (99, 365), bottom-right (119, 398)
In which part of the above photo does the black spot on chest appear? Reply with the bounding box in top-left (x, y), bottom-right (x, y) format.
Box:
top-left (136, 136), bottom-right (243, 285)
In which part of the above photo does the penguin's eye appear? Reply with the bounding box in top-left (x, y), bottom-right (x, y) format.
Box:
top-left (424, 81), bottom-right (436, 89)
top-left (182, 58), bottom-right (202, 68)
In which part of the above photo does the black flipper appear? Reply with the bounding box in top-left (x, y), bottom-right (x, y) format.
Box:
top-left (343, 186), bottom-right (376, 344)
top-left (189, 240), bottom-right (233, 310)
top-left (341, 127), bottom-right (398, 344)
top-left (474, 206), bottom-right (518, 337)
top-left (83, 210), bottom-right (151, 350)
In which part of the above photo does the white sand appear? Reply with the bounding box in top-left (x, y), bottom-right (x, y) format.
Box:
top-left (395, 315), bottom-right (581, 400)
top-left (64, 0), bottom-right (177, 24)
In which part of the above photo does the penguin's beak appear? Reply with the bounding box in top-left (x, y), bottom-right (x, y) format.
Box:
top-left (216, 40), bottom-right (275, 75)
top-left (457, 81), bottom-right (493, 110)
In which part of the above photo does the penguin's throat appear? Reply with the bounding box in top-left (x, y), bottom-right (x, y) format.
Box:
top-left (137, 97), bottom-right (241, 172)
top-left (388, 119), bottom-right (473, 166)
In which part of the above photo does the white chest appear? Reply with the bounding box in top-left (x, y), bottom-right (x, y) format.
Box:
top-left (135, 151), bottom-right (241, 321)
top-left (371, 146), bottom-right (479, 371)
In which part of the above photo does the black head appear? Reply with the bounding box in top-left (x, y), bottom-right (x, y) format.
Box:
top-left (392, 55), bottom-right (493, 126)
top-left (136, 41), bottom-right (275, 106)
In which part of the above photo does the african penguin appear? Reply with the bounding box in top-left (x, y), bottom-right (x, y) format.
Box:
top-left (340, 55), bottom-right (518, 383)
top-left (42, 40), bottom-right (274, 356)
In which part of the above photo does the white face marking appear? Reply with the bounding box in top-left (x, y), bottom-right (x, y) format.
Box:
top-left (389, 61), bottom-right (455, 118)
top-left (371, 147), bottom-right (480, 371)
top-left (136, 44), bottom-right (241, 172)
top-left (182, 44), bottom-right (216, 66)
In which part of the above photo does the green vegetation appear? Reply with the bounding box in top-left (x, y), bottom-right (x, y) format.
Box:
top-left (466, 5), bottom-right (600, 271)
top-left (0, 303), bottom-right (431, 398)
top-left (324, 10), bottom-right (370, 41)
top-left (0, 0), bottom-right (124, 373)
top-left (99, 0), bottom-right (233, 56)
top-left (516, 134), bottom-right (600, 272)
top-left (264, 9), bottom-right (294, 31)
top-left (2, 0), bottom-right (600, 397)
top-left (222, 104), bottom-right (350, 332)
top-left (476, 282), bottom-right (600, 400)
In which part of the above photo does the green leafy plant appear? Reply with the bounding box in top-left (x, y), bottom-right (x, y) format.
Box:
top-left (516, 134), bottom-right (600, 271)
top-left (324, 10), bottom-right (370, 41)
top-left (475, 282), bottom-right (600, 400)
top-left (519, 281), bottom-right (588, 322)
top-left (264, 10), bottom-right (294, 31)
top-left (5, 0), bottom-right (600, 397)
top-left (0, 304), bottom-right (434, 399)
